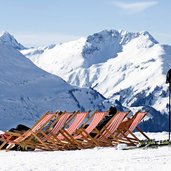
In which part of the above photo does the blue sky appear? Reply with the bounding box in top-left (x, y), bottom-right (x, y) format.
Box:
top-left (0, 0), bottom-right (171, 47)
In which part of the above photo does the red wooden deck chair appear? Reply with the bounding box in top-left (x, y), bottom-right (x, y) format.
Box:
top-left (115, 111), bottom-right (150, 145)
top-left (58, 111), bottom-right (90, 137)
top-left (31, 111), bottom-right (90, 150)
top-left (22, 111), bottom-right (74, 150)
top-left (49, 111), bottom-right (90, 149)
top-left (92, 111), bottom-right (130, 147)
top-left (0, 112), bottom-right (57, 151)
top-left (58, 111), bottom-right (108, 149)
top-left (76, 111), bottom-right (108, 139)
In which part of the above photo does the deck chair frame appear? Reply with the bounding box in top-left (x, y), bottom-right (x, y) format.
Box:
top-left (115, 111), bottom-right (150, 145)
top-left (63, 111), bottom-right (130, 149)
top-left (28, 111), bottom-right (90, 150)
top-left (0, 112), bottom-right (58, 151)
top-left (19, 111), bottom-right (75, 151)
top-left (51, 111), bottom-right (90, 149)
top-left (92, 111), bottom-right (130, 147)
top-left (59, 111), bottom-right (108, 149)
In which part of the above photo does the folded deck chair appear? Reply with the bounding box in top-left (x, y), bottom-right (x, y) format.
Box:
top-left (0, 112), bottom-right (57, 151)
top-left (114, 111), bottom-right (150, 145)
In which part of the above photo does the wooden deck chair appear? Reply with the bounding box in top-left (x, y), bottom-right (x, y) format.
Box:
top-left (91, 111), bottom-right (130, 147)
top-left (47, 111), bottom-right (90, 149)
top-left (20, 111), bottom-right (74, 150)
top-left (0, 112), bottom-right (57, 151)
top-left (64, 112), bottom-right (129, 149)
top-left (115, 111), bottom-right (150, 145)
top-left (28, 111), bottom-right (90, 150)
top-left (62, 111), bottom-right (108, 149)
top-left (76, 111), bottom-right (108, 139)
top-left (59, 111), bottom-right (90, 137)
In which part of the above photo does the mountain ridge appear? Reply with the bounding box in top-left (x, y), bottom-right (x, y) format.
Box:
top-left (20, 29), bottom-right (171, 131)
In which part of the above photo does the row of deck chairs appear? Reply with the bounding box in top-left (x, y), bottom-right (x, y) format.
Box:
top-left (0, 110), bottom-right (150, 151)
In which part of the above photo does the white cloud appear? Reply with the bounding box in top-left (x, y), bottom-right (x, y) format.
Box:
top-left (113, 1), bottom-right (158, 13)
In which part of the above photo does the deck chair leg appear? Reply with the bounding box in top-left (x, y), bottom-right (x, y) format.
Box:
top-left (39, 130), bottom-right (59, 148)
top-left (6, 144), bottom-right (15, 151)
top-left (99, 126), bottom-right (117, 146)
top-left (136, 126), bottom-right (150, 140)
top-left (0, 135), bottom-right (14, 150)
top-left (116, 129), bottom-right (136, 146)
top-left (60, 129), bottom-right (83, 149)
top-left (46, 133), bottom-right (66, 150)
top-left (123, 127), bottom-right (140, 142)
top-left (0, 138), bottom-right (10, 150)
top-left (94, 128), bottom-right (102, 139)
top-left (29, 131), bottom-right (53, 151)
top-left (81, 130), bottom-right (100, 147)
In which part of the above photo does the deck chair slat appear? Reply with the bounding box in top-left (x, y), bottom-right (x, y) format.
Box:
top-left (75, 111), bottom-right (108, 139)
top-left (100, 112), bottom-right (128, 138)
top-left (51, 113), bottom-right (71, 134)
top-left (67, 112), bottom-right (89, 133)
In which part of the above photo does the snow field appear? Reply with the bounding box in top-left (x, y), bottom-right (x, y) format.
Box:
top-left (0, 132), bottom-right (171, 171)
top-left (0, 145), bottom-right (171, 171)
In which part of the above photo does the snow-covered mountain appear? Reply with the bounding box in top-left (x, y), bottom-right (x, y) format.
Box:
top-left (0, 41), bottom-right (108, 130)
top-left (21, 29), bottom-right (171, 131)
top-left (0, 31), bottom-right (25, 50)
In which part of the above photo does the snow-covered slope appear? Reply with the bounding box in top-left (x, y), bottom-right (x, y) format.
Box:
top-left (21, 29), bottom-right (171, 131)
top-left (0, 41), bottom-right (107, 130)
top-left (21, 44), bottom-right (55, 60)
top-left (0, 31), bottom-right (25, 50)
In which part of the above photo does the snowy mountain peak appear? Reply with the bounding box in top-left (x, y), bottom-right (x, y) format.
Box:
top-left (0, 31), bottom-right (26, 50)
top-left (81, 29), bottom-right (158, 67)
top-left (22, 29), bottom-right (161, 73)
top-left (86, 29), bottom-right (158, 46)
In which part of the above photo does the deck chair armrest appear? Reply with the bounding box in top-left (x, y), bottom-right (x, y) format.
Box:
top-left (4, 131), bottom-right (22, 137)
